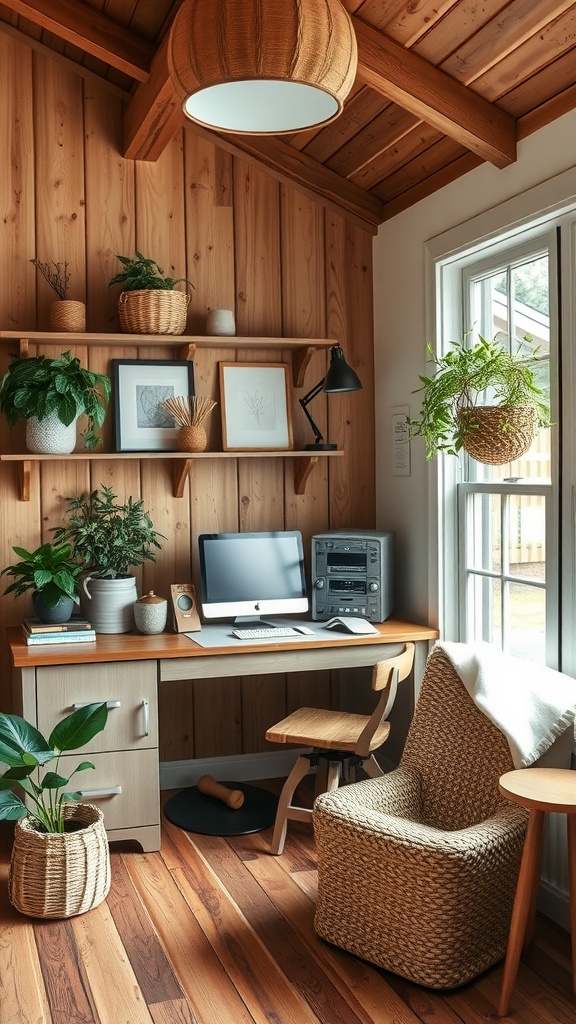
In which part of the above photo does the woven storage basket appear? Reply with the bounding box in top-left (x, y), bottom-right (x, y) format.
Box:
top-left (49, 300), bottom-right (86, 332)
top-left (458, 405), bottom-right (536, 465)
top-left (9, 803), bottom-right (110, 918)
top-left (118, 289), bottom-right (189, 335)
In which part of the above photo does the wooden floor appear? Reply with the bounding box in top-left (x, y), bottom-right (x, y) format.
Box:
top-left (1, 784), bottom-right (574, 1024)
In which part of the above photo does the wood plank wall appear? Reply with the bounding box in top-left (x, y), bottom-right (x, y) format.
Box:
top-left (0, 35), bottom-right (376, 764)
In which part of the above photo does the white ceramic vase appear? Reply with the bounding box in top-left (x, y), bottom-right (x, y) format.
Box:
top-left (81, 575), bottom-right (137, 633)
top-left (206, 308), bottom-right (235, 336)
top-left (26, 411), bottom-right (77, 454)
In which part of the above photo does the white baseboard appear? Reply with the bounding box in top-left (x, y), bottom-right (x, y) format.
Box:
top-left (160, 748), bottom-right (309, 791)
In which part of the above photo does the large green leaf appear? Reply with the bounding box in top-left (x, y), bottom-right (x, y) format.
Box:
top-left (41, 771), bottom-right (69, 790)
top-left (49, 702), bottom-right (107, 753)
top-left (0, 713), bottom-right (53, 767)
top-left (0, 789), bottom-right (27, 820)
top-left (0, 765), bottom-right (35, 785)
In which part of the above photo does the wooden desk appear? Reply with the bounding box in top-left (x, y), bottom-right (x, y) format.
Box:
top-left (8, 619), bottom-right (438, 852)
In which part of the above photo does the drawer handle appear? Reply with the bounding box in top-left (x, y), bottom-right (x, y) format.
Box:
top-left (72, 701), bottom-right (122, 710)
top-left (77, 786), bottom-right (122, 798)
top-left (142, 698), bottom-right (149, 737)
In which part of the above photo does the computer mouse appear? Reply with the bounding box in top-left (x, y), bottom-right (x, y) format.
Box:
top-left (294, 625), bottom-right (315, 635)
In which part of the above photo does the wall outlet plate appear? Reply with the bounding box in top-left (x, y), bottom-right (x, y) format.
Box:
top-left (170, 584), bottom-right (201, 632)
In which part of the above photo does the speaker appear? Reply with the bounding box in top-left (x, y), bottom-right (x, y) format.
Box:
top-left (170, 584), bottom-right (201, 632)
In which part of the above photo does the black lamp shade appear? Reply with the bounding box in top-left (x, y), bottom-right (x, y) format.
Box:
top-left (323, 346), bottom-right (363, 393)
top-left (299, 345), bottom-right (362, 450)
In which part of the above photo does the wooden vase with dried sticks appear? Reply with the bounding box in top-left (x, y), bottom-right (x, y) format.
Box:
top-left (161, 395), bottom-right (217, 452)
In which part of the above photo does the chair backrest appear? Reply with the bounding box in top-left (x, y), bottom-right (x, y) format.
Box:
top-left (355, 643), bottom-right (415, 758)
top-left (399, 645), bottom-right (515, 830)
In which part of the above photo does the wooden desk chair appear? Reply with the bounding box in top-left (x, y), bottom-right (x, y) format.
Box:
top-left (265, 642), bottom-right (415, 855)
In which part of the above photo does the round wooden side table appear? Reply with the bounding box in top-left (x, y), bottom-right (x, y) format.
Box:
top-left (497, 768), bottom-right (576, 1017)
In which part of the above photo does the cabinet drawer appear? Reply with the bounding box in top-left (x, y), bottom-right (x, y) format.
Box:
top-left (36, 660), bottom-right (158, 752)
top-left (58, 748), bottom-right (160, 832)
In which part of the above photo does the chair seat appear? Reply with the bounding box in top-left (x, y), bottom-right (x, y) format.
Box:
top-left (266, 706), bottom-right (391, 752)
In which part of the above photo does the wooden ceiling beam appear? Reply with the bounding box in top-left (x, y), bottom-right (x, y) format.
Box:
top-left (187, 123), bottom-right (385, 232)
top-left (0, 0), bottom-right (154, 80)
top-left (123, 33), bottom-right (182, 161)
top-left (353, 17), bottom-right (517, 169)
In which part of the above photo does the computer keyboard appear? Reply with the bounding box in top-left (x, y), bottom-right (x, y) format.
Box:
top-left (231, 626), bottom-right (301, 640)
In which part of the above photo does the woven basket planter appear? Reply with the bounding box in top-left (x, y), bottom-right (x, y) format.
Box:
top-left (118, 289), bottom-right (190, 335)
top-left (458, 405), bottom-right (537, 465)
top-left (9, 803), bottom-right (110, 918)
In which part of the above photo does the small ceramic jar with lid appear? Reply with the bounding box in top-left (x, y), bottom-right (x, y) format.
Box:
top-left (133, 591), bottom-right (168, 634)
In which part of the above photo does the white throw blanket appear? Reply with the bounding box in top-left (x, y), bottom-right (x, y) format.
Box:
top-left (437, 641), bottom-right (576, 768)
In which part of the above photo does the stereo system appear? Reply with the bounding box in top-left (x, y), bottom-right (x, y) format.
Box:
top-left (311, 530), bottom-right (394, 623)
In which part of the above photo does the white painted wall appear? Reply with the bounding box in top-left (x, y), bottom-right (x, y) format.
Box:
top-left (374, 110), bottom-right (576, 625)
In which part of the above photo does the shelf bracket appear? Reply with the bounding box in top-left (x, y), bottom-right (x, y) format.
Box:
top-left (20, 460), bottom-right (32, 501)
top-left (292, 346), bottom-right (317, 388)
top-left (174, 458), bottom-right (193, 498)
top-left (19, 338), bottom-right (30, 357)
top-left (179, 343), bottom-right (197, 362)
top-left (294, 456), bottom-right (318, 495)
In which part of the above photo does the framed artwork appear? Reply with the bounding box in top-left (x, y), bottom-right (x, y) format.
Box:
top-left (219, 362), bottom-right (293, 451)
top-left (113, 359), bottom-right (195, 452)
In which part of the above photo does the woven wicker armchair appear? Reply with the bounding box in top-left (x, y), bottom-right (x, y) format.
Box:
top-left (313, 645), bottom-right (530, 989)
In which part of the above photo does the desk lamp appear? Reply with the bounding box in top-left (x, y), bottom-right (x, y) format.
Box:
top-left (300, 345), bottom-right (362, 451)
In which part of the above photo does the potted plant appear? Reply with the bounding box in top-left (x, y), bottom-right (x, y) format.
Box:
top-left (108, 251), bottom-right (193, 335)
top-left (52, 485), bottom-right (164, 633)
top-left (408, 332), bottom-right (550, 464)
top-left (0, 701), bottom-right (110, 917)
top-left (0, 540), bottom-right (83, 623)
top-left (30, 258), bottom-right (86, 332)
top-left (0, 349), bottom-right (111, 454)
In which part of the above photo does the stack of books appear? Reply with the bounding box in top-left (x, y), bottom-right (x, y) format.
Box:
top-left (22, 617), bottom-right (96, 645)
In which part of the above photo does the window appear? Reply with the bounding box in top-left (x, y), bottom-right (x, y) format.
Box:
top-left (456, 246), bottom-right (554, 661)
top-left (434, 219), bottom-right (564, 668)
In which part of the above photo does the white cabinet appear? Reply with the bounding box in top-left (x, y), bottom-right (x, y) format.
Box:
top-left (34, 660), bottom-right (160, 851)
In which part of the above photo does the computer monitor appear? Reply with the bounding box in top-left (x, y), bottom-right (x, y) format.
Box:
top-left (198, 530), bottom-right (309, 624)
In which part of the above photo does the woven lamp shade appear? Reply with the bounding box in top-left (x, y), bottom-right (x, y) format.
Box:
top-left (168, 0), bottom-right (358, 134)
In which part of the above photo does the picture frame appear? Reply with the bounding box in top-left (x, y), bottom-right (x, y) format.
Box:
top-left (219, 362), bottom-right (293, 451)
top-left (113, 359), bottom-right (195, 452)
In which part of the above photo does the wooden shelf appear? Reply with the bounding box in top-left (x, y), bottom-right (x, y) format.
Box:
top-left (0, 450), bottom-right (344, 501)
top-left (0, 332), bottom-right (343, 498)
top-left (0, 332), bottom-right (334, 387)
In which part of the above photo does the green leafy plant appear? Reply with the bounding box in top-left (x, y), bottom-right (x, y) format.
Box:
top-left (0, 703), bottom-right (107, 832)
top-left (0, 350), bottom-right (111, 451)
top-left (52, 484), bottom-right (164, 578)
top-left (0, 541), bottom-right (82, 607)
top-left (30, 258), bottom-right (71, 300)
top-left (108, 251), bottom-right (193, 292)
top-left (408, 332), bottom-right (550, 459)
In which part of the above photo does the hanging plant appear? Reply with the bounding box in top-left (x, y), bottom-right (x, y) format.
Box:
top-left (408, 332), bottom-right (550, 463)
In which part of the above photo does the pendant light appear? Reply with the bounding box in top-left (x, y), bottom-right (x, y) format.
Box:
top-left (167, 0), bottom-right (358, 135)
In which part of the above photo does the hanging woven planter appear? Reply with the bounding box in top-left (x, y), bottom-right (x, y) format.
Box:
top-left (118, 289), bottom-right (190, 335)
top-left (9, 803), bottom-right (110, 918)
top-left (458, 405), bottom-right (537, 465)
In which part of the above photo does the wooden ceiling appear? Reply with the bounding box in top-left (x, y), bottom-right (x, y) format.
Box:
top-left (1, 0), bottom-right (575, 233)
